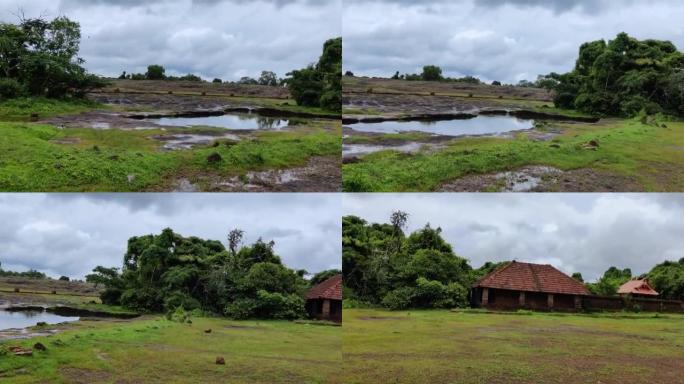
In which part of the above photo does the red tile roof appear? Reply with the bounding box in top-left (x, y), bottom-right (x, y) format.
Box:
top-left (474, 261), bottom-right (589, 296)
top-left (618, 279), bottom-right (659, 296)
top-left (306, 274), bottom-right (342, 301)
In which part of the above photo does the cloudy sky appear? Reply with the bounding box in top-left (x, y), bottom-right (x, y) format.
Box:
top-left (0, 194), bottom-right (341, 279)
top-left (343, 0), bottom-right (684, 83)
top-left (0, 0), bottom-right (340, 80)
top-left (344, 194), bottom-right (684, 282)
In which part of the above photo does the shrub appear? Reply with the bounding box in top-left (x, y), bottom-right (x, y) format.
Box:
top-left (0, 78), bottom-right (26, 99)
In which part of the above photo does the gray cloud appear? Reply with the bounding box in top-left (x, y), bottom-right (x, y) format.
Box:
top-left (343, 0), bottom-right (684, 83)
top-left (0, 0), bottom-right (340, 80)
top-left (343, 194), bottom-right (684, 282)
top-left (0, 193), bottom-right (341, 279)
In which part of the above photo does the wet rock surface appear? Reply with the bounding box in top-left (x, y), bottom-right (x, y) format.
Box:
top-left (169, 156), bottom-right (341, 192)
top-left (439, 166), bottom-right (643, 192)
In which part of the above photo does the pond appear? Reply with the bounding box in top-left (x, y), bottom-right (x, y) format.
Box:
top-left (0, 309), bottom-right (79, 330)
top-left (150, 113), bottom-right (290, 130)
top-left (347, 115), bottom-right (535, 137)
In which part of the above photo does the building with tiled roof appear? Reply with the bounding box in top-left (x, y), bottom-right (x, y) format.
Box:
top-left (471, 261), bottom-right (589, 311)
top-left (305, 274), bottom-right (342, 322)
top-left (618, 279), bottom-right (659, 298)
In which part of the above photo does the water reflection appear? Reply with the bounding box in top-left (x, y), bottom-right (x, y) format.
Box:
top-left (349, 115), bottom-right (535, 137)
top-left (0, 310), bottom-right (79, 330)
top-left (151, 113), bottom-right (290, 130)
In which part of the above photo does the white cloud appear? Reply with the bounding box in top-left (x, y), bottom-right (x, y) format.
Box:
top-left (343, 0), bottom-right (684, 83)
top-left (343, 194), bottom-right (684, 282)
top-left (0, 193), bottom-right (341, 279)
top-left (0, 0), bottom-right (341, 80)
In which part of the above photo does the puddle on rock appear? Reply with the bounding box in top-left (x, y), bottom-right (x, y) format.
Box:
top-left (153, 133), bottom-right (241, 150)
top-left (496, 166), bottom-right (563, 192)
top-left (150, 113), bottom-right (290, 130)
top-left (173, 178), bottom-right (199, 192)
top-left (439, 166), bottom-right (563, 192)
top-left (348, 115), bottom-right (534, 137)
top-left (91, 122), bottom-right (111, 129)
top-left (343, 142), bottom-right (437, 158)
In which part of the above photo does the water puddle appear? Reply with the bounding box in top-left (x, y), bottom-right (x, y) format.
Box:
top-left (348, 115), bottom-right (534, 137)
top-left (0, 309), bottom-right (79, 335)
top-left (495, 166), bottom-right (562, 192)
top-left (153, 133), bottom-right (241, 150)
top-left (149, 113), bottom-right (290, 130)
top-left (343, 142), bottom-right (431, 157)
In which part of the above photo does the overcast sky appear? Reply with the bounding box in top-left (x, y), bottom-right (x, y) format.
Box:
top-left (0, 194), bottom-right (341, 279)
top-left (343, 0), bottom-right (684, 83)
top-left (343, 194), bottom-right (684, 282)
top-left (0, 0), bottom-right (340, 80)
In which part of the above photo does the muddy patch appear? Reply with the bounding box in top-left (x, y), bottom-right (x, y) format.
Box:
top-left (59, 368), bottom-right (115, 384)
top-left (172, 155), bottom-right (341, 192)
top-left (440, 166), bottom-right (643, 192)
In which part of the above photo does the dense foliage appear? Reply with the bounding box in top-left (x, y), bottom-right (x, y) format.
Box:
top-left (0, 16), bottom-right (105, 100)
top-left (586, 266), bottom-right (632, 296)
top-left (551, 32), bottom-right (684, 116)
top-left (647, 258), bottom-right (684, 300)
top-left (86, 228), bottom-right (310, 319)
top-left (309, 269), bottom-right (342, 286)
top-left (287, 37), bottom-right (341, 112)
top-left (343, 213), bottom-right (498, 310)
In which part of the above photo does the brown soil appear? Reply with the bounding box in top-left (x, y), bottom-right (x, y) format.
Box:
top-left (58, 367), bottom-right (119, 384)
top-left (439, 166), bottom-right (643, 192)
top-left (159, 155), bottom-right (341, 192)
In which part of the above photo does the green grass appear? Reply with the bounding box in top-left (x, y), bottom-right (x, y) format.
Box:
top-left (0, 98), bottom-right (102, 121)
top-left (343, 308), bottom-right (684, 384)
top-left (0, 121), bottom-right (340, 191)
top-left (343, 119), bottom-right (684, 191)
top-left (0, 316), bottom-right (341, 383)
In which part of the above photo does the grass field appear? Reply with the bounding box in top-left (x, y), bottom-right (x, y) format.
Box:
top-left (342, 308), bottom-right (684, 384)
top-left (0, 316), bottom-right (341, 384)
top-left (0, 98), bottom-right (340, 191)
top-left (343, 117), bottom-right (684, 192)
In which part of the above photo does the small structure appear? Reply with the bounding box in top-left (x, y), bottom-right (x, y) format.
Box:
top-left (306, 274), bottom-right (342, 322)
top-left (472, 261), bottom-right (589, 311)
top-left (618, 279), bottom-right (659, 298)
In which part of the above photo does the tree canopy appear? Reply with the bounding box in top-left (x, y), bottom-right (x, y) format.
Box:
top-left (0, 16), bottom-right (105, 100)
top-left (286, 37), bottom-right (341, 112)
top-left (550, 32), bottom-right (684, 117)
top-left (86, 228), bottom-right (310, 319)
top-left (647, 258), bottom-right (684, 300)
top-left (343, 213), bottom-right (497, 310)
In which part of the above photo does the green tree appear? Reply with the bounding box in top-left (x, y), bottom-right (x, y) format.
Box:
top-left (287, 37), bottom-right (341, 112)
top-left (647, 259), bottom-right (684, 300)
top-left (310, 269), bottom-right (341, 286)
top-left (258, 70), bottom-right (278, 86)
top-left (0, 16), bottom-right (105, 98)
top-left (551, 33), bottom-right (684, 116)
top-left (421, 65), bottom-right (443, 81)
top-left (587, 266), bottom-right (632, 296)
top-left (145, 65), bottom-right (165, 80)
